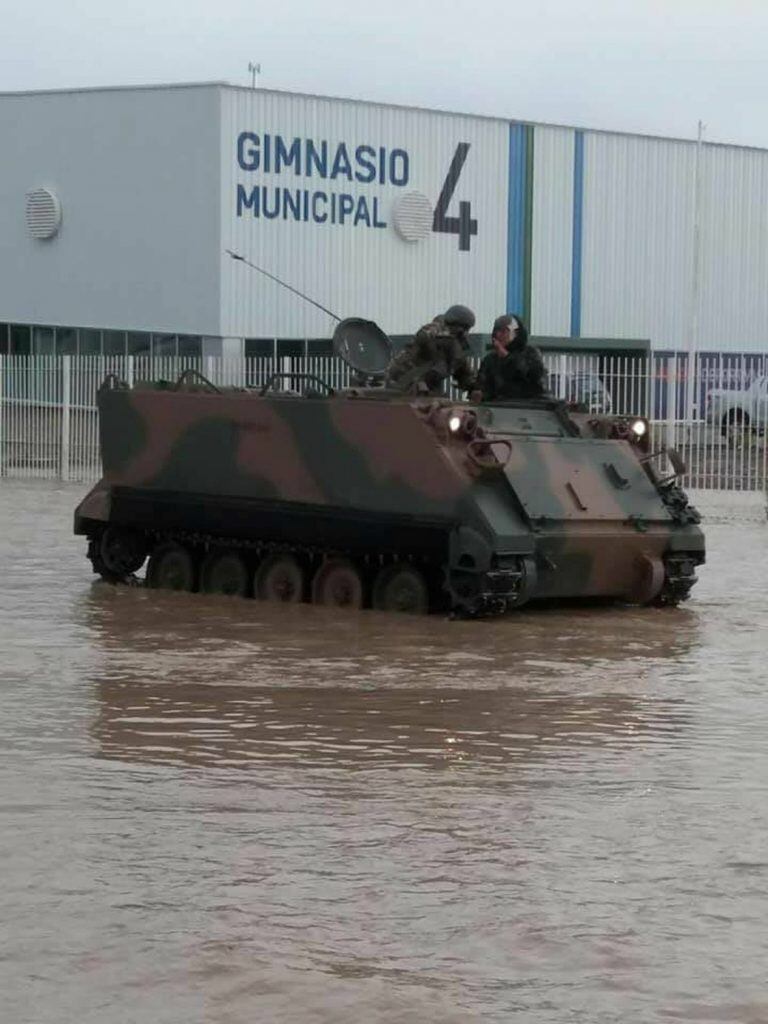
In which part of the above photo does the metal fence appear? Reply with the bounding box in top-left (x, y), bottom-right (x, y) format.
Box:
top-left (1, 352), bottom-right (767, 491)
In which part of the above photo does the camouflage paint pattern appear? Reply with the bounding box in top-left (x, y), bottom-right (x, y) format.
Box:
top-left (75, 379), bottom-right (705, 613)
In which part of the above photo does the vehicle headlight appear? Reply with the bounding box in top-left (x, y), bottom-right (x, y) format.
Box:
top-left (448, 415), bottom-right (462, 433)
top-left (630, 419), bottom-right (647, 438)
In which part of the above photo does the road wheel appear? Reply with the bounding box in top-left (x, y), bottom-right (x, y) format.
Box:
top-left (372, 563), bottom-right (429, 614)
top-left (90, 526), bottom-right (147, 580)
top-left (311, 558), bottom-right (364, 609)
top-left (254, 553), bottom-right (304, 603)
top-left (629, 554), bottom-right (665, 605)
top-left (200, 549), bottom-right (249, 597)
top-left (147, 542), bottom-right (196, 591)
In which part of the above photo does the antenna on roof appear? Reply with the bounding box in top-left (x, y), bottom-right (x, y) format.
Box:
top-left (248, 62), bottom-right (261, 89)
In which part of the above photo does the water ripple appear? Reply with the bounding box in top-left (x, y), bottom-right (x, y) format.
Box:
top-left (1, 480), bottom-right (768, 1024)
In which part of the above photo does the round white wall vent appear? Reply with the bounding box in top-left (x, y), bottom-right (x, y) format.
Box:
top-left (25, 187), bottom-right (62, 239)
top-left (392, 191), bottom-right (433, 242)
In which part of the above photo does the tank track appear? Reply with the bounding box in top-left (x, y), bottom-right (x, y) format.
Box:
top-left (657, 481), bottom-right (702, 526)
top-left (652, 481), bottom-right (702, 605)
top-left (444, 562), bottom-right (529, 617)
top-left (87, 524), bottom-right (700, 613)
top-left (86, 524), bottom-right (526, 616)
top-left (654, 555), bottom-right (699, 606)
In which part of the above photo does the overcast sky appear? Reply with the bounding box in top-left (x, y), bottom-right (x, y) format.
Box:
top-left (4, 0), bottom-right (768, 148)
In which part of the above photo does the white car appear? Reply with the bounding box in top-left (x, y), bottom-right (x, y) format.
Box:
top-left (547, 370), bottom-right (613, 414)
top-left (705, 376), bottom-right (768, 440)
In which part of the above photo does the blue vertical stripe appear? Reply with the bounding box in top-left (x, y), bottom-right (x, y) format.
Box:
top-left (507, 124), bottom-right (527, 315)
top-left (570, 130), bottom-right (585, 337)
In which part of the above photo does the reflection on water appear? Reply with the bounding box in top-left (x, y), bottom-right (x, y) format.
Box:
top-left (92, 678), bottom-right (692, 772)
top-left (83, 583), bottom-right (697, 772)
top-left (80, 578), bottom-right (700, 690)
top-left (2, 480), bottom-right (768, 1024)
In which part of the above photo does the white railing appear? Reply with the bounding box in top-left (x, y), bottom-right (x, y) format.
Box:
top-left (1, 352), bottom-right (767, 491)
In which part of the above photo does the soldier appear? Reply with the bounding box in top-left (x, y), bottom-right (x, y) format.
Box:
top-left (386, 305), bottom-right (477, 396)
top-left (473, 314), bottom-right (547, 401)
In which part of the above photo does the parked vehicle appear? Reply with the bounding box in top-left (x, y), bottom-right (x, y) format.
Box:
top-left (705, 376), bottom-right (768, 443)
top-left (548, 369), bottom-right (613, 414)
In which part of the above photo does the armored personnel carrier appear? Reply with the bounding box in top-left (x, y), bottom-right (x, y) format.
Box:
top-left (74, 321), bottom-right (704, 615)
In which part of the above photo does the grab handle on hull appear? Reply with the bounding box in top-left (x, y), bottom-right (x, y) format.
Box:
top-left (258, 373), bottom-right (336, 397)
top-left (466, 438), bottom-right (512, 471)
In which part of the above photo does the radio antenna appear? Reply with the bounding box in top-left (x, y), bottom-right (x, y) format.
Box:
top-left (225, 249), bottom-right (341, 322)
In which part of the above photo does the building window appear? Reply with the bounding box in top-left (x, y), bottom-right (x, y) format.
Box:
top-left (33, 326), bottom-right (55, 355)
top-left (1, 323), bottom-right (206, 357)
top-left (277, 339), bottom-right (305, 358)
top-left (11, 325), bottom-right (31, 355)
top-left (153, 334), bottom-right (178, 357)
top-left (307, 338), bottom-right (333, 357)
top-left (245, 338), bottom-right (276, 358)
top-left (103, 330), bottom-right (127, 356)
top-left (178, 335), bottom-right (202, 357)
top-left (56, 327), bottom-right (78, 355)
top-left (127, 332), bottom-right (152, 355)
top-left (79, 329), bottom-right (102, 355)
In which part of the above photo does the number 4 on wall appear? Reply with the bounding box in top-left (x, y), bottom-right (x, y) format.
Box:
top-left (432, 143), bottom-right (478, 252)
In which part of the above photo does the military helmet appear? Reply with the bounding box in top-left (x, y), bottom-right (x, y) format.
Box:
top-left (443, 304), bottom-right (476, 330)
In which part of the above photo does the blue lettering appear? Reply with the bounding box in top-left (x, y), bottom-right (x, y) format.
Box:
top-left (237, 132), bottom-right (410, 191)
top-left (390, 149), bottom-right (409, 186)
top-left (262, 188), bottom-right (280, 219)
top-left (312, 191), bottom-right (328, 223)
top-left (306, 141), bottom-right (328, 178)
top-left (236, 180), bottom-right (389, 228)
top-left (283, 189), bottom-right (301, 220)
top-left (276, 136), bottom-right (301, 174)
top-left (236, 184), bottom-right (259, 216)
top-left (331, 143), bottom-right (353, 181)
top-left (338, 194), bottom-right (355, 223)
top-left (237, 132), bottom-right (260, 172)
top-left (354, 145), bottom-right (376, 183)
top-left (353, 196), bottom-right (371, 227)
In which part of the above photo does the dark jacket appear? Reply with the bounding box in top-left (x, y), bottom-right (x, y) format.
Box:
top-left (476, 336), bottom-right (547, 401)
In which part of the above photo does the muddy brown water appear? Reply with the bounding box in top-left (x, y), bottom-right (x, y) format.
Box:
top-left (1, 479), bottom-right (767, 1024)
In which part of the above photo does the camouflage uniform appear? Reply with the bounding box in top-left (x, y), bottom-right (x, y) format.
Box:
top-left (386, 315), bottom-right (476, 396)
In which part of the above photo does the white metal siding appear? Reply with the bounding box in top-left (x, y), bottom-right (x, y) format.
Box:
top-left (220, 88), bottom-right (509, 339)
top-left (0, 85), bottom-right (221, 335)
top-left (5, 83), bottom-right (768, 355)
top-left (580, 132), bottom-right (696, 350)
top-left (698, 145), bottom-right (768, 352)
top-left (530, 125), bottom-right (575, 337)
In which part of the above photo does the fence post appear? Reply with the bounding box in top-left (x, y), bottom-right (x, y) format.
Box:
top-left (61, 355), bottom-right (71, 481)
top-left (0, 354), bottom-right (4, 477)
top-left (665, 354), bottom-right (677, 451)
top-left (557, 354), bottom-right (567, 400)
top-left (204, 354), bottom-right (215, 386)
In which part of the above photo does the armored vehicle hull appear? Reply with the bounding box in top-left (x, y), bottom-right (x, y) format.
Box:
top-left (74, 377), bottom-right (705, 614)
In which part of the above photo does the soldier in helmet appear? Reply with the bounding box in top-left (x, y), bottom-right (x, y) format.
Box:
top-left (473, 314), bottom-right (547, 401)
top-left (386, 304), bottom-right (477, 396)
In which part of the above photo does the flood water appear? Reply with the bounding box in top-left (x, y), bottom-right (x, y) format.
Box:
top-left (2, 479), bottom-right (768, 1024)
